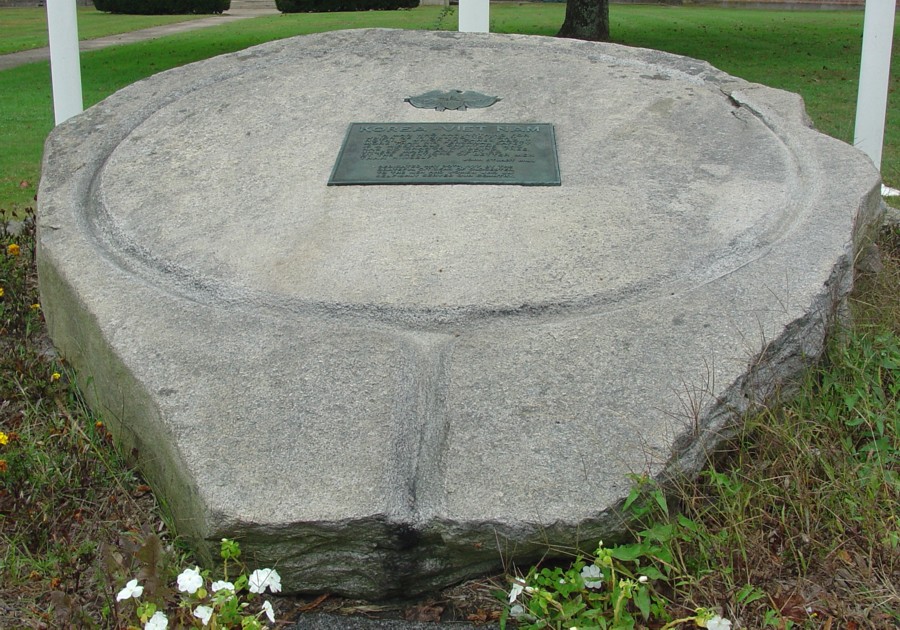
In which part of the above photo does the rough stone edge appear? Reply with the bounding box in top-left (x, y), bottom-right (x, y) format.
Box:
top-left (662, 182), bottom-right (885, 488)
top-left (35, 246), bottom-right (210, 541)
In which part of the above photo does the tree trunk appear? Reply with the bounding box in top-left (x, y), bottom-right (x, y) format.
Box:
top-left (557, 0), bottom-right (610, 42)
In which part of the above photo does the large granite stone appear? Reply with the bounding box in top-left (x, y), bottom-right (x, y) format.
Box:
top-left (37, 29), bottom-right (882, 598)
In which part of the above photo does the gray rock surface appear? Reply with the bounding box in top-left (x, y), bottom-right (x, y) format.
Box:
top-left (37, 29), bottom-right (882, 598)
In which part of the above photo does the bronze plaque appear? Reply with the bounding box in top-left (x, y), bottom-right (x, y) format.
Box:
top-left (328, 123), bottom-right (560, 186)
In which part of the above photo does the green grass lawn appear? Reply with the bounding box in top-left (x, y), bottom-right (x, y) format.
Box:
top-left (0, 7), bottom-right (212, 56)
top-left (0, 5), bottom-right (897, 212)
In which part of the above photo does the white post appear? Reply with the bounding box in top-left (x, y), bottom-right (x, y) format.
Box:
top-left (46, 0), bottom-right (83, 125)
top-left (459, 0), bottom-right (489, 33)
top-left (853, 0), bottom-right (895, 170)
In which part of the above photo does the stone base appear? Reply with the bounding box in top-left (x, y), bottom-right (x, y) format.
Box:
top-left (37, 29), bottom-right (881, 597)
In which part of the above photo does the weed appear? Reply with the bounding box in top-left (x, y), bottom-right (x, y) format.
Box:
top-left (502, 539), bottom-right (682, 630)
top-left (433, 5), bottom-right (456, 31)
top-left (500, 487), bottom-right (731, 629)
top-left (0, 207), bottom-right (167, 625)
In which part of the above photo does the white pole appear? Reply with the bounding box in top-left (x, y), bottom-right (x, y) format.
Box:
top-left (46, 0), bottom-right (83, 125)
top-left (459, 0), bottom-right (489, 33)
top-left (853, 0), bottom-right (895, 170)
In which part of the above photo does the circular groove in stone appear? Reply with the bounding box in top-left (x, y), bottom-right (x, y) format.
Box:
top-left (92, 30), bottom-right (804, 317)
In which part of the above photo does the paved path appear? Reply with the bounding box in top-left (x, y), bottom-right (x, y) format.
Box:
top-left (0, 7), bottom-right (278, 71)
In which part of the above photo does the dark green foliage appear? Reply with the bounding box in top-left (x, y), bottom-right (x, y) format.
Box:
top-left (275, 0), bottom-right (418, 14)
top-left (93, 0), bottom-right (230, 15)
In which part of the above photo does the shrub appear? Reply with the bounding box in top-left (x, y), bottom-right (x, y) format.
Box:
top-left (93, 0), bottom-right (230, 15)
top-left (276, 0), bottom-right (418, 13)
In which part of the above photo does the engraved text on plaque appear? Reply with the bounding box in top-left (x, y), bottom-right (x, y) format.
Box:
top-left (328, 123), bottom-right (560, 186)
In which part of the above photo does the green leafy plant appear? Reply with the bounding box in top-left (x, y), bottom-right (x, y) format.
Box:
top-left (502, 538), bottom-right (731, 630)
top-left (433, 5), bottom-right (455, 31)
top-left (499, 483), bottom-right (729, 630)
top-left (111, 538), bottom-right (281, 629)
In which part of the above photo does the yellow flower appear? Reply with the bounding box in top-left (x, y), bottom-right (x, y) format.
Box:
top-left (7, 244), bottom-right (20, 256)
top-left (0, 432), bottom-right (8, 446)
top-left (51, 372), bottom-right (61, 381)
top-left (31, 303), bottom-right (40, 310)
top-left (0, 287), bottom-right (4, 298)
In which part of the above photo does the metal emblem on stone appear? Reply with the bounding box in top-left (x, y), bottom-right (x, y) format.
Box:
top-left (405, 89), bottom-right (500, 111)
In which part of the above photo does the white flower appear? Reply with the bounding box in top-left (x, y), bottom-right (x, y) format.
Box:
top-left (248, 568), bottom-right (282, 594)
top-left (193, 605), bottom-right (213, 626)
top-left (508, 580), bottom-right (525, 603)
top-left (509, 604), bottom-right (525, 617)
top-left (144, 611), bottom-right (168, 630)
top-left (177, 566), bottom-right (204, 594)
top-left (638, 575), bottom-right (649, 583)
top-left (707, 615), bottom-right (732, 630)
top-left (580, 564), bottom-right (603, 589)
top-left (262, 600), bottom-right (275, 623)
top-left (116, 579), bottom-right (143, 601)
top-left (211, 580), bottom-right (235, 593)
